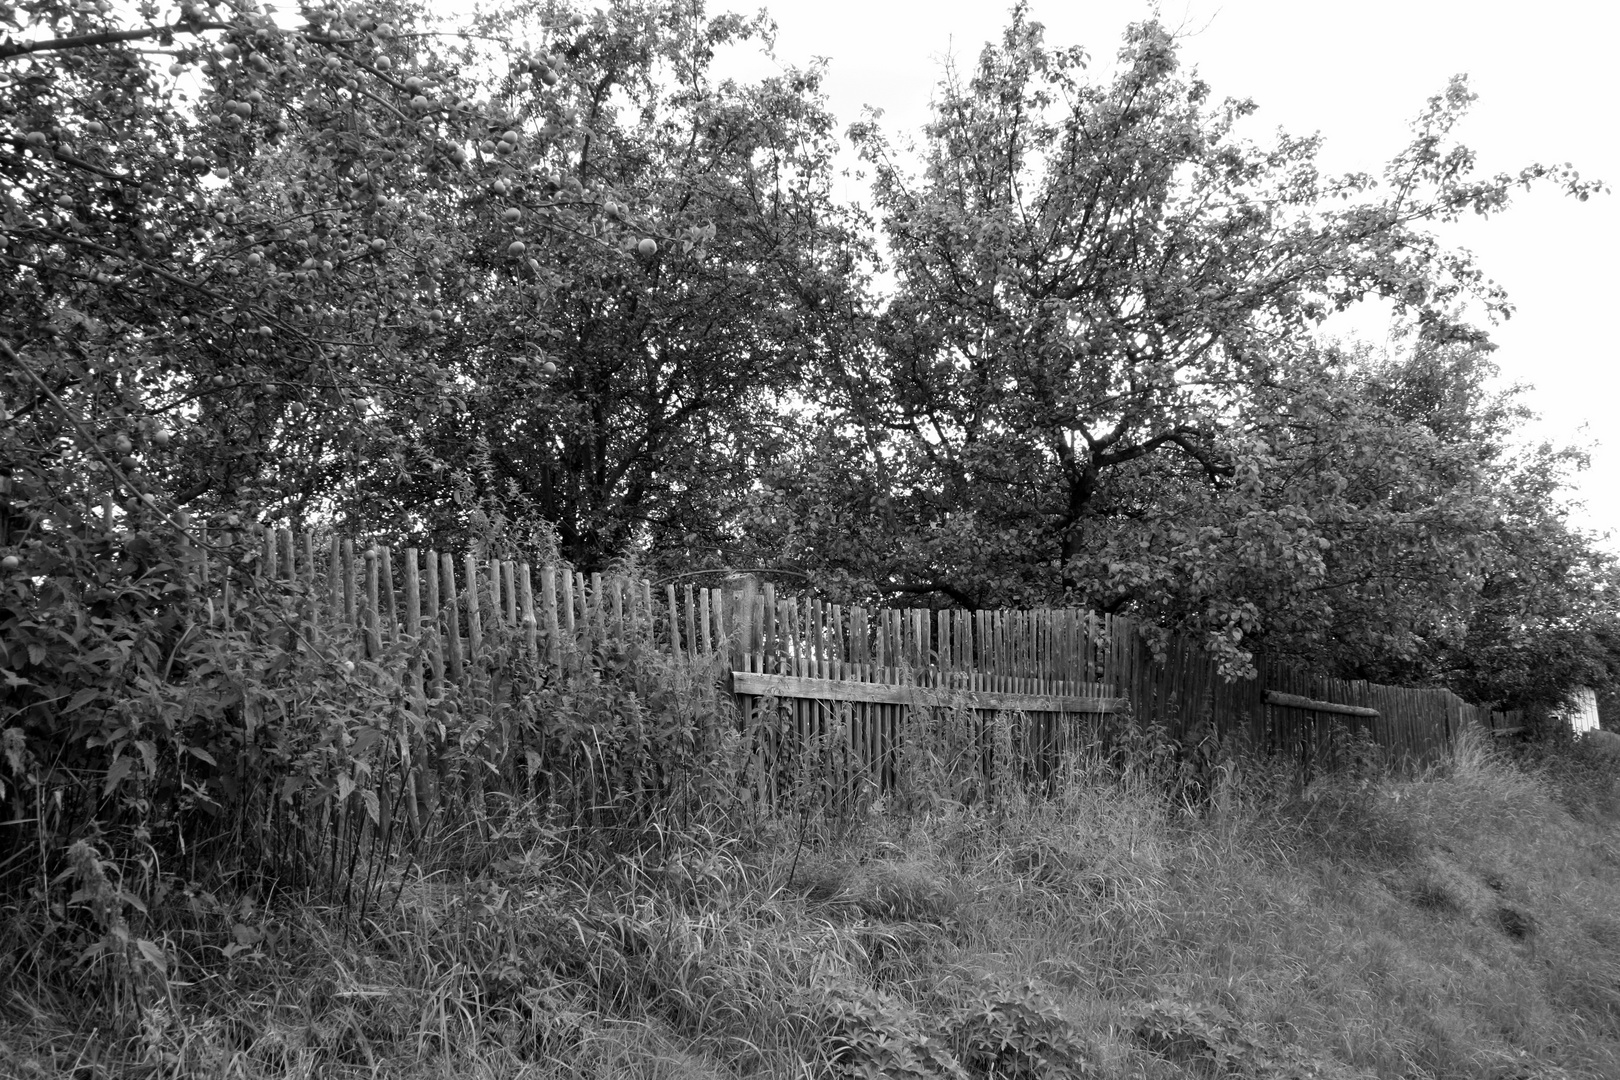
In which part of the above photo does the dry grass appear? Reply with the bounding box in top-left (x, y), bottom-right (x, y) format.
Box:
top-left (5, 724), bottom-right (1620, 1078)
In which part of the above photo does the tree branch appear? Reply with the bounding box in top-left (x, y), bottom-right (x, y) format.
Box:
top-left (1091, 425), bottom-right (1234, 483)
top-left (0, 20), bottom-right (232, 61)
top-left (884, 579), bottom-right (977, 609)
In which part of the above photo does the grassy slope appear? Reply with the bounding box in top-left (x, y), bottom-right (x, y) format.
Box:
top-left (5, 729), bottom-right (1620, 1079)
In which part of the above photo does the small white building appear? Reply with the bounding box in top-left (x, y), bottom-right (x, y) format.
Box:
top-left (1557, 686), bottom-right (1602, 734)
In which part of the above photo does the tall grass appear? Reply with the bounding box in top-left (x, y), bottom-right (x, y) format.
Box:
top-left (5, 718), bottom-right (1620, 1078)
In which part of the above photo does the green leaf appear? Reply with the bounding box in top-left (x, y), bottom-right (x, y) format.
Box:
top-left (103, 756), bottom-right (133, 796)
top-left (136, 740), bottom-right (157, 777)
top-left (135, 938), bottom-right (167, 974)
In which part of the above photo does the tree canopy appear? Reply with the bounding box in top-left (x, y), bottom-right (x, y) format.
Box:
top-left (745, 10), bottom-right (1614, 690)
top-left (2, 0), bottom-right (1613, 708)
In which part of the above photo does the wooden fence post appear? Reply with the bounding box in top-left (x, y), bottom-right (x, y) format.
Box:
top-left (440, 552), bottom-right (464, 687)
top-left (666, 583), bottom-right (682, 659)
top-left (404, 549), bottom-right (423, 700)
top-left (562, 570), bottom-right (577, 644)
top-left (363, 546), bottom-right (381, 659)
top-left (542, 566), bottom-right (560, 668)
top-left (464, 553), bottom-right (484, 686)
top-left (424, 553), bottom-right (444, 695)
top-left (519, 562), bottom-right (539, 667)
top-left (698, 587), bottom-right (712, 656)
top-left (684, 584), bottom-right (697, 661)
top-left (341, 539), bottom-right (357, 632)
top-left (301, 531), bottom-right (320, 651)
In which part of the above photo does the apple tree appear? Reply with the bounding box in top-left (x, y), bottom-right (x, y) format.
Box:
top-left (1376, 431), bottom-right (1620, 710)
top-left (308, 0), bottom-right (868, 574)
top-left (759, 9), bottom-right (1604, 677)
top-left (4, 0), bottom-right (539, 529)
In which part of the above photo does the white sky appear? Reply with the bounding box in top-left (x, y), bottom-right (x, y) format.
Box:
top-left (713, 0), bottom-right (1620, 548)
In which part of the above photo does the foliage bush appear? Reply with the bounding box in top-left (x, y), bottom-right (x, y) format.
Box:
top-left (0, 516), bottom-right (322, 954)
top-left (809, 977), bottom-right (967, 1080)
top-left (804, 973), bottom-right (1100, 1080)
top-left (943, 977), bottom-right (1101, 1079)
top-left (1511, 729), bottom-right (1620, 824)
top-left (0, 508), bottom-right (746, 1023)
top-left (1129, 995), bottom-right (1353, 1079)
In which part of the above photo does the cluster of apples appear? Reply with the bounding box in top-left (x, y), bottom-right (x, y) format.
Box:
top-left (520, 53), bottom-right (565, 87)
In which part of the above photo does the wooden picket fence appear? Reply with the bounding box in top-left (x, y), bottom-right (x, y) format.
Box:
top-left (718, 581), bottom-right (1527, 797)
top-left (190, 527), bottom-right (1526, 827)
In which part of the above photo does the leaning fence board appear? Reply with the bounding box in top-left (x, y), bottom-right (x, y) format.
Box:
top-left (1264, 690), bottom-right (1381, 719)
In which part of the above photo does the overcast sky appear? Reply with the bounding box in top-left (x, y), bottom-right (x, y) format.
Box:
top-left (712, 0), bottom-right (1620, 547)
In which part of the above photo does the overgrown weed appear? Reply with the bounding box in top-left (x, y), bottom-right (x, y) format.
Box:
top-left (6, 705), bottom-right (1620, 1077)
